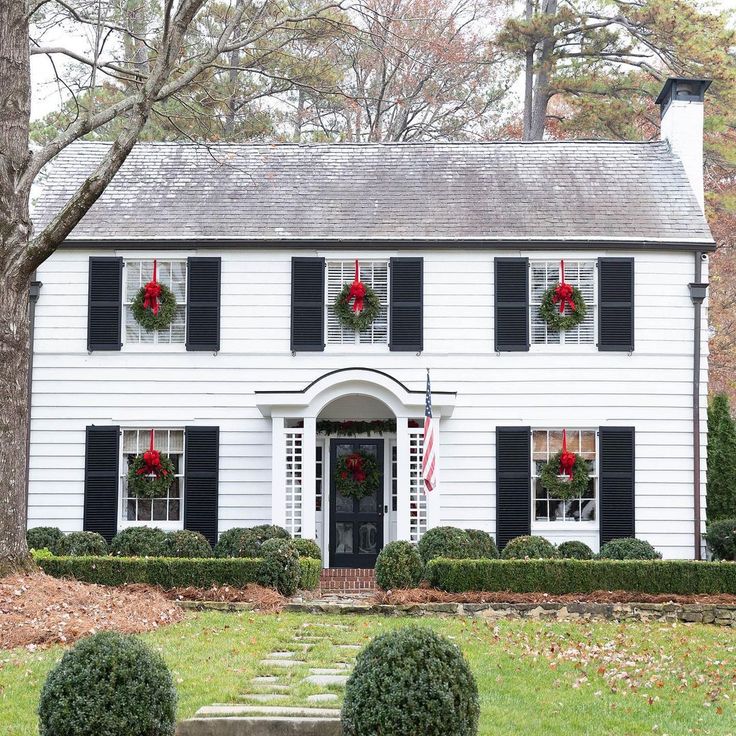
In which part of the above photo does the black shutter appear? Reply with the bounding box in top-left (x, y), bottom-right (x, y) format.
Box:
top-left (389, 258), bottom-right (423, 352)
top-left (599, 427), bottom-right (636, 545)
top-left (186, 257), bottom-right (221, 351)
top-left (291, 257), bottom-right (325, 352)
top-left (83, 426), bottom-right (120, 542)
top-left (87, 257), bottom-right (123, 351)
top-left (494, 258), bottom-right (529, 352)
top-left (495, 426), bottom-right (531, 549)
top-left (184, 426), bottom-right (219, 545)
top-left (598, 258), bottom-right (634, 352)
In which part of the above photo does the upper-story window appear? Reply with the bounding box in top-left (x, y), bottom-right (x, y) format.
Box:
top-left (326, 260), bottom-right (388, 345)
top-left (531, 260), bottom-right (595, 345)
top-left (533, 429), bottom-right (596, 523)
top-left (124, 259), bottom-right (187, 345)
top-left (120, 428), bottom-right (184, 528)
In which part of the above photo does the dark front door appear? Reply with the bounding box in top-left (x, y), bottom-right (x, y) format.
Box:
top-left (329, 438), bottom-right (384, 568)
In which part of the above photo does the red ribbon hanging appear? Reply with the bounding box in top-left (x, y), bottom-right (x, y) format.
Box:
top-left (347, 259), bottom-right (366, 314)
top-left (553, 259), bottom-right (576, 314)
top-left (136, 428), bottom-right (168, 478)
top-left (559, 428), bottom-right (576, 481)
top-left (142, 259), bottom-right (162, 316)
top-left (346, 452), bottom-right (367, 483)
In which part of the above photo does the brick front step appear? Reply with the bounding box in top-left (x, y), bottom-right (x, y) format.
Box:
top-left (320, 568), bottom-right (376, 593)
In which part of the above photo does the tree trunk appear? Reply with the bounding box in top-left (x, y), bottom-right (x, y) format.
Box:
top-left (522, 0), bottom-right (535, 140)
top-left (0, 0), bottom-right (34, 573)
top-left (529, 0), bottom-right (557, 141)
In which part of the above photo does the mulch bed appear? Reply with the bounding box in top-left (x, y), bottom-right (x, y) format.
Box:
top-left (374, 588), bottom-right (736, 606)
top-left (153, 583), bottom-right (286, 611)
top-left (0, 573), bottom-right (183, 650)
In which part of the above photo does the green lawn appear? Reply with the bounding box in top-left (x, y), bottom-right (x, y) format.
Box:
top-left (1, 612), bottom-right (735, 735)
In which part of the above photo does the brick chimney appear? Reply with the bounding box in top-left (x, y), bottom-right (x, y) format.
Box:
top-left (656, 78), bottom-right (711, 212)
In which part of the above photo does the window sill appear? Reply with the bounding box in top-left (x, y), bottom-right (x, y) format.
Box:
top-left (324, 344), bottom-right (390, 353)
top-left (529, 344), bottom-right (598, 353)
top-left (122, 344), bottom-right (187, 352)
top-left (118, 520), bottom-right (184, 531)
top-left (532, 521), bottom-right (598, 530)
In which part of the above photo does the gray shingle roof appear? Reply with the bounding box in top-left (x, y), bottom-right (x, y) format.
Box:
top-left (32, 140), bottom-right (714, 244)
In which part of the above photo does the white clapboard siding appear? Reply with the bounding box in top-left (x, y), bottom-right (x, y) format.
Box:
top-left (27, 247), bottom-right (708, 558)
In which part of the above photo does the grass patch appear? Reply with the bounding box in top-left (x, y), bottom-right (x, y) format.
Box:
top-left (1, 612), bottom-right (734, 735)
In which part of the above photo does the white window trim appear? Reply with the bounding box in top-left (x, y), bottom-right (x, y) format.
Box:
top-left (324, 259), bottom-right (390, 351)
top-left (529, 259), bottom-right (598, 351)
top-left (118, 427), bottom-right (186, 531)
top-left (121, 258), bottom-right (188, 351)
top-left (530, 427), bottom-right (598, 531)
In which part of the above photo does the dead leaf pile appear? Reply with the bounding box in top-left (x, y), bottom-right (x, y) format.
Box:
top-left (0, 573), bottom-right (183, 650)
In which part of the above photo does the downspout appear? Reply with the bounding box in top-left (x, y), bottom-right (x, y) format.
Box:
top-left (25, 277), bottom-right (42, 513)
top-left (689, 256), bottom-right (708, 560)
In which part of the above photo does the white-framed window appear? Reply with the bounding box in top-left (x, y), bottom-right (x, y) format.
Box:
top-left (530, 260), bottom-right (595, 345)
top-left (532, 429), bottom-right (596, 523)
top-left (124, 259), bottom-right (187, 344)
top-left (120, 429), bottom-right (184, 528)
top-left (326, 260), bottom-right (388, 345)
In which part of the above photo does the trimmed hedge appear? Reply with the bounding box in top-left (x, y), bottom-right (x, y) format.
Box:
top-left (426, 558), bottom-right (736, 595)
top-left (36, 555), bottom-right (321, 591)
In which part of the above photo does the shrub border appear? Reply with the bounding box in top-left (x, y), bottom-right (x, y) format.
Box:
top-left (37, 555), bottom-right (321, 591)
top-left (426, 558), bottom-right (736, 595)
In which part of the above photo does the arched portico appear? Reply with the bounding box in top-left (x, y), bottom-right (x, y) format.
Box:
top-left (256, 369), bottom-right (455, 566)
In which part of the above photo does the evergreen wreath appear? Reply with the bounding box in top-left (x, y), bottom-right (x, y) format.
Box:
top-left (335, 450), bottom-right (381, 501)
top-left (333, 282), bottom-right (382, 332)
top-left (539, 452), bottom-right (591, 501)
top-left (127, 454), bottom-right (176, 499)
top-left (132, 282), bottom-right (177, 332)
top-left (538, 283), bottom-right (587, 332)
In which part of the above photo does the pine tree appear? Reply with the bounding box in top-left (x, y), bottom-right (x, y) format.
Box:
top-left (707, 394), bottom-right (736, 520)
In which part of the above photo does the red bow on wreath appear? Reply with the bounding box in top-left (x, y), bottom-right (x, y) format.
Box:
top-left (347, 259), bottom-right (366, 315)
top-left (136, 429), bottom-right (169, 478)
top-left (552, 260), bottom-right (576, 315)
top-left (345, 452), bottom-right (367, 483)
top-left (559, 429), bottom-right (576, 481)
top-left (142, 259), bottom-right (162, 316)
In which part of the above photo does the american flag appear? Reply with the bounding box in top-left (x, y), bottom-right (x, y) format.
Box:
top-left (422, 369), bottom-right (437, 492)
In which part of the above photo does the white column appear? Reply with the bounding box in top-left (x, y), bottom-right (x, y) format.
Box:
top-left (396, 416), bottom-right (411, 541)
top-left (301, 416), bottom-right (317, 540)
top-left (271, 416), bottom-right (286, 527)
top-left (424, 412), bottom-right (441, 530)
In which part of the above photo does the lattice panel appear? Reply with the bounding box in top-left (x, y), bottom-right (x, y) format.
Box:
top-left (409, 428), bottom-right (428, 543)
top-left (285, 429), bottom-right (304, 537)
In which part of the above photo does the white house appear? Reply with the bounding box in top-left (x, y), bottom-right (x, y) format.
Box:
top-left (27, 77), bottom-right (713, 565)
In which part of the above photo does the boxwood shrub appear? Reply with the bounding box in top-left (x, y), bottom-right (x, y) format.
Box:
top-left (256, 539), bottom-right (301, 596)
top-left (426, 558), bottom-right (736, 595)
top-left (557, 540), bottom-right (594, 560)
top-left (38, 631), bottom-right (176, 736)
top-left (374, 541), bottom-right (423, 590)
top-left (501, 535), bottom-right (557, 560)
top-left (163, 530), bottom-right (212, 558)
top-left (63, 531), bottom-right (108, 556)
top-left (417, 527), bottom-right (474, 564)
top-left (464, 529), bottom-right (499, 559)
top-left (342, 626), bottom-right (479, 736)
top-left (292, 538), bottom-right (322, 561)
top-left (705, 519), bottom-right (736, 560)
top-left (27, 526), bottom-right (65, 555)
top-left (36, 554), bottom-right (321, 591)
top-left (598, 537), bottom-right (661, 560)
top-left (214, 525), bottom-right (290, 558)
top-left (110, 527), bottom-right (168, 557)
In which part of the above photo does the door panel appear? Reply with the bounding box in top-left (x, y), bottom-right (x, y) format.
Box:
top-left (329, 439), bottom-right (384, 568)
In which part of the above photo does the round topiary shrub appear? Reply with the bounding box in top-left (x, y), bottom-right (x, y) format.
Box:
top-left (464, 529), bottom-right (500, 559)
top-left (63, 531), bottom-right (108, 556)
top-left (214, 527), bottom-right (252, 558)
top-left (375, 541), bottom-right (424, 590)
top-left (256, 538), bottom-right (301, 596)
top-left (417, 526), bottom-right (474, 564)
top-left (164, 530), bottom-right (213, 558)
top-left (38, 631), bottom-right (177, 736)
top-left (501, 535), bottom-right (557, 560)
top-left (110, 527), bottom-right (168, 557)
top-left (598, 537), bottom-right (662, 560)
top-left (291, 538), bottom-right (322, 560)
top-left (705, 519), bottom-right (736, 560)
top-left (342, 626), bottom-right (479, 736)
top-left (557, 540), bottom-right (594, 560)
top-left (27, 527), bottom-right (65, 555)
top-left (214, 525), bottom-right (290, 558)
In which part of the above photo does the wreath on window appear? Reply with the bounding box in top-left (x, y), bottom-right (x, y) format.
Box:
top-left (333, 259), bottom-right (382, 332)
top-left (335, 450), bottom-right (380, 501)
top-left (131, 259), bottom-right (178, 332)
top-left (538, 260), bottom-right (587, 332)
top-left (126, 430), bottom-right (176, 499)
top-left (539, 430), bottom-right (591, 500)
